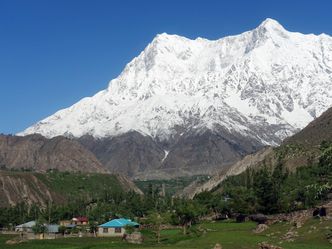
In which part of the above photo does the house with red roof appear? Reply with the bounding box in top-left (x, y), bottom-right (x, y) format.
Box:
top-left (71, 216), bottom-right (89, 226)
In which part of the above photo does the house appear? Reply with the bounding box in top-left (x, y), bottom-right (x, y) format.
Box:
top-left (71, 216), bottom-right (89, 225)
top-left (97, 218), bottom-right (139, 237)
top-left (15, 221), bottom-right (36, 233)
top-left (59, 220), bottom-right (71, 226)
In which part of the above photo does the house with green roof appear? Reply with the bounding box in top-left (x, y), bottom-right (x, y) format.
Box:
top-left (97, 218), bottom-right (139, 237)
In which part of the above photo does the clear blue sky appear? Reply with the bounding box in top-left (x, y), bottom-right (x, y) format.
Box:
top-left (1, 0), bottom-right (331, 134)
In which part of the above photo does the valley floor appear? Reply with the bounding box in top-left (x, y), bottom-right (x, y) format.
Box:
top-left (1, 219), bottom-right (331, 249)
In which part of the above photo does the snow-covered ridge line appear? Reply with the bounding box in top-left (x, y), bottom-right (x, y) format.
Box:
top-left (19, 18), bottom-right (332, 146)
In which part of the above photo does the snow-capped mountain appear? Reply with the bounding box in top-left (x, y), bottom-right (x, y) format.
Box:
top-left (20, 18), bottom-right (332, 145)
top-left (18, 18), bottom-right (332, 178)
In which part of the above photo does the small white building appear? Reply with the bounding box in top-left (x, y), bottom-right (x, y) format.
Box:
top-left (98, 218), bottom-right (139, 237)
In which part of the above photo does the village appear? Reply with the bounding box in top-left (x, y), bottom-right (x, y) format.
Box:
top-left (0, 200), bottom-right (331, 249)
top-left (5, 216), bottom-right (143, 243)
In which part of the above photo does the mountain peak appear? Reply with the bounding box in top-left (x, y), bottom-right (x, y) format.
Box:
top-left (257, 18), bottom-right (286, 33)
top-left (152, 33), bottom-right (187, 43)
top-left (258, 18), bottom-right (285, 30)
top-left (19, 20), bottom-right (332, 147)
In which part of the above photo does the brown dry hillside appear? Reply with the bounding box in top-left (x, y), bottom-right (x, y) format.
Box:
top-left (0, 134), bottom-right (108, 173)
top-left (283, 107), bottom-right (332, 147)
top-left (0, 171), bottom-right (64, 207)
top-left (0, 170), bottom-right (143, 207)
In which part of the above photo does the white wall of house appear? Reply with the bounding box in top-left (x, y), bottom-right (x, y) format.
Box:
top-left (97, 227), bottom-right (125, 237)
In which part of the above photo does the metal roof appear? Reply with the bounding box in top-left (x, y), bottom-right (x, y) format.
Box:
top-left (15, 221), bottom-right (36, 228)
top-left (46, 224), bottom-right (59, 233)
top-left (99, 218), bottom-right (139, 228)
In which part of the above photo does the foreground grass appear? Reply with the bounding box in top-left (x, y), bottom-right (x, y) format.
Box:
top-left (1, 219), bottom-right (331, 249)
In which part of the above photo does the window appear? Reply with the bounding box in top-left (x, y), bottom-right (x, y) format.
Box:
top-left (115, 227), bottom-right (122, 233)
top-left (103, 228), bottom-right (108, 233)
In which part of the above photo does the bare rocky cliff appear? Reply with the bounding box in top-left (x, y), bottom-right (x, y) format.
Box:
top-left (77, 129), bottom-right (262, 179)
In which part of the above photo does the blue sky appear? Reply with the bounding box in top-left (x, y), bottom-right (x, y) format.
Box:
top-left (1, 0), bottom-right (331, 134)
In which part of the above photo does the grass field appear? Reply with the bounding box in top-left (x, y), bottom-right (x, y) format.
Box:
top-left (1, 219), bottom-right (330, 249)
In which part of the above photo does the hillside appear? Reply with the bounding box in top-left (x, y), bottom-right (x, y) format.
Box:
top-left (177, 147), bottom-right (273, 198)
top-left (19, 18), bottom-right (332, 179)
top-left (78, 130), bottom-right (260, 179)
top-left (183, 106), bottom-right (332, 198)
top-left (0, 171), bottom-right (64, 207)
top-left (0, 134), bottom-right (107, 173)
top-left (283, 105), bottom-right (332, 147)
top-left (0, 170), bottom-right (142, 208)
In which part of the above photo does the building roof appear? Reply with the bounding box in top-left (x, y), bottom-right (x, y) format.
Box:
top-left (46, 224), bottom-right (59, 233)
top-left (99, 218), bottom-right (139, 228)
top-left (66, 224), bottom-right (77, 228)
top-left (15, 221), bottom-right (36, 228)
top-left (72, 216), bottom-right (88, 222)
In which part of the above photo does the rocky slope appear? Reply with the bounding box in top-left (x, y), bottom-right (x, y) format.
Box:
top-left (78, 129), bottom-right (261, 179)
top-left (0, 170), bottom-right (142, 207)
top-left (283, 105), bottom-right (332, 147)
top-left (0, 134), bottom-right (108, 173)
top-left (0, 171), bottom-right (63, 207)
top-left (182, 106), bottom-right (332, 198)
top-left (19, 18), bottom-right (332, 178)
top-left (177, 147), bottom-right (273, 198)
top-left (78, 132), bottom-right (165, 178)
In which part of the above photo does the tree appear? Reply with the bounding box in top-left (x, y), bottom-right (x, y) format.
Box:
top-left (146, 211), bottom-right (171, 243)
top-left (124, 224), bottom-right (135, 235)
top-left (173, 200), bottom-right (205, 235)
top-left (89, 223), bottom-right (98, 237)
top-left (32, 222), bottom-right (47, 235)
top-left (253, 167), bottom-right (279, 214)
top-left (58, 225), bottom-right (66, 235)
top-left (318, 143), bottom-right (332, 180)
top-left (227, 187), bottom-right (258, 214)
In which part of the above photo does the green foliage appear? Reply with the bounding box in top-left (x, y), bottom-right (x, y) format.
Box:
top-left (36, 171), bottom-right (124, 202)
top-left (172, 199), bottom-right (206, 234)
top-left (32, 222), bottom-right (47, 234)
top-left (135, 175), bottom-right (209, 197)
top-left (275, 143), bottom-right (305, 160)
top-left (145, 211), bottom-right (172, 243)
top-left (58, 225), bottom-right (66, 235)
top-left (123, 224), bottom-right (135, 234)
top-left (326, 228), bottom-right (332, 242)
top-left (318, 142), bottom-right (332, 179)
top-left (211, 141), bottom-right (332, 215)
